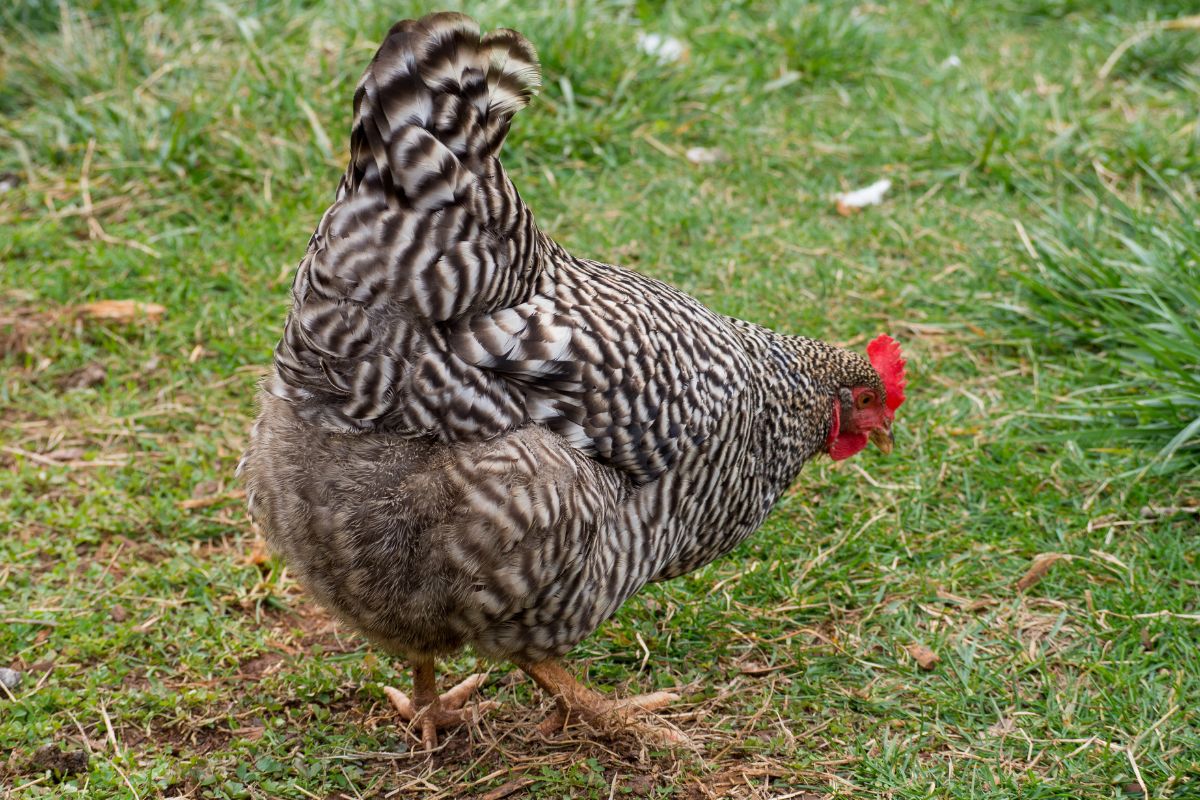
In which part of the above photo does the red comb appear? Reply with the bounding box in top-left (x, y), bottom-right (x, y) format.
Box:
top-left (867, 334), bottom-right (906, 413)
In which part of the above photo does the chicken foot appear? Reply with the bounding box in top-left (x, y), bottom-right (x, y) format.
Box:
top-left (517, 659), bottom-right (687, 744)
top-left (384, 658), bottom-right (495, 749)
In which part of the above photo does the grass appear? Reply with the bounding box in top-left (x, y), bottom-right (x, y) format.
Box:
top-left (1007, 171), bottom-right (1200, 472)
top-left (2, 0), bottom-right (1198, 798)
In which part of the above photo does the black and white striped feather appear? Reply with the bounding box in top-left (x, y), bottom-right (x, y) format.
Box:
top-left (243, 13), bottom-right (888, 663)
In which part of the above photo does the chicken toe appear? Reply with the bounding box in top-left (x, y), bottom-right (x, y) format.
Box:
top-left (384, 661), bottom-right (495, 750)
top-left (519, 660), bottom-right (687, 745)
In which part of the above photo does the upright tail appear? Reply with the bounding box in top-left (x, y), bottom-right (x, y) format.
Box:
top-left (272, 13), bottom-right (549, 430)
top-left (346, 12), bottom-right (541, 201)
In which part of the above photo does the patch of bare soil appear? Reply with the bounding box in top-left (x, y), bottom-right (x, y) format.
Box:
top-left (9, 743), bottom-right (90, 782)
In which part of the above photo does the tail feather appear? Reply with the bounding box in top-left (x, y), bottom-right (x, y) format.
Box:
top-left (481, 28), bottom-right (541, 120)
top-left (351, 12), bottom-right (539, 190)
top-left (271, 13), bottom-right (547, 433)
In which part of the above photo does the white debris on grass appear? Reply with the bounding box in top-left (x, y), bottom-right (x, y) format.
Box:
top-left (762, 70), bottom-right (802, 93)
top-left (834, 179), bottom-right (892, 215)
top-left (941, 54), bottom-right (962, 69)
top-left (637, 32), bottom-right (687, 64)
top-left (685, 147), bottom-right (727, 165)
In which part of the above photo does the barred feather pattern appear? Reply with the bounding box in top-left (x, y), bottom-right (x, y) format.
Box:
top-left (241, 13), bottom-right (888, 662)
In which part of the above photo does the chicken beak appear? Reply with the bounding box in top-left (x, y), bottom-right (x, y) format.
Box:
top-left (869, 424), bottom-right (894, 455)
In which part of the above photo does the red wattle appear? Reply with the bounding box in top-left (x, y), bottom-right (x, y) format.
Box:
top-left (825, 399), bottom-right (870, 460)
top-left (829, 432), bottom-right (869, 460)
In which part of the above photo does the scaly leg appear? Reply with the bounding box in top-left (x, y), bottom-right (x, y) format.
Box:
top-left (517, 659), bottom-right (686, 744)
top-left (383, 657), bottom-right (495, 749)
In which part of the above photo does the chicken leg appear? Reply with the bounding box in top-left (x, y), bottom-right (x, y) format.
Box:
top-left (383, 658), bottom-right (494, 749)
top-left (517, 659), bottom-right (686, 744)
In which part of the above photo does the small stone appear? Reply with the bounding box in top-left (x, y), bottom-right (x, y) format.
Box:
top-left (191, 479), bottom-right (221, 498)
top-left (60, 362), bottom-right (106, 391)
top-left (0, 668), bottom-right (22, 691)
top-left (110, 605), bottom-right (129, 623)
top-left (626, 774), bottom-right (657, 797)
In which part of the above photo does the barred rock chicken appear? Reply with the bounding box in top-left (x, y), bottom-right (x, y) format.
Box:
top-left (239, 11), bottom-right (906, 747)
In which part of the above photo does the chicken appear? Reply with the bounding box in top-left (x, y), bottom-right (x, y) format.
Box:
top-left (238, 11), bottom-right (907, 748)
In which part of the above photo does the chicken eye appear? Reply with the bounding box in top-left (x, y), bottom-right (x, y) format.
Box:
top-left (857, 392), bottom-right (875, 409)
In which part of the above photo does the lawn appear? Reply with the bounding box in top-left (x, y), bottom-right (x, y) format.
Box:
top-left (2, 1), bottom-right (1198, 798)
